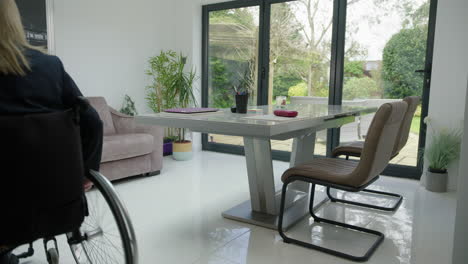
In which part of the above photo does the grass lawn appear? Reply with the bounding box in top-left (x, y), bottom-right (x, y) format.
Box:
top-left (411, 116), bottom-right (421, 134)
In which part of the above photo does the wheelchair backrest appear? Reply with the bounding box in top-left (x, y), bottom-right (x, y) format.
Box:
top-left (0, 109), bottom-right (87, 246)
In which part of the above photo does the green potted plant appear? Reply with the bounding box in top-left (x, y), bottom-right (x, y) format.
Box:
top-left (172, 55), bottom-right (197, 161)
top-left (146, 51), bottom-right (180, 156)
top-left (422, 117), bottom-right (462, 192)
top-left (120, 94), bottom-right (138, 116)
top-left (146, 50), bottom-right (197, 160)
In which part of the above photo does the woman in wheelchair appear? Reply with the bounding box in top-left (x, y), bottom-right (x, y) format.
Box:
top-left (0, 1), bottom-right (137, 263)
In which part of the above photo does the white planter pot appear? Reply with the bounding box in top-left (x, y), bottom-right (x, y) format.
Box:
top-left (172, 141), bottom-right (193, 161)
top-left (425, 170), bottom-right (448, 193)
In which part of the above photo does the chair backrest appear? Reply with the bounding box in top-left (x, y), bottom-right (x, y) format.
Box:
top-left (349, 101), bottom-right (408, 187)
top-left (392, 96), bottom-right (421, 155)
top-left (87, 96), bottom-right (116, 135)
top-left (0, 110), bottom-right (86, 246)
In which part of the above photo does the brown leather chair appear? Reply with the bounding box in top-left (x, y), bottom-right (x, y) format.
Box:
top-left (330, 96), bottom-right (420, 211)
top-left (333, 96), bottom-right (420, 159)
top-left (278, 101), bottom-right (408, 262)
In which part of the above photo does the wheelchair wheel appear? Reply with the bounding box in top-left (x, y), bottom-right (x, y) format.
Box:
top-left (67, 170), bottom-right (138, 264)
top-left (46, 248), bottom-right (59, 264)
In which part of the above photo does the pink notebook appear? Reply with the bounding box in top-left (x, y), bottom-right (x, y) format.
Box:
top-left (164, 107), bottom-right (219, 114)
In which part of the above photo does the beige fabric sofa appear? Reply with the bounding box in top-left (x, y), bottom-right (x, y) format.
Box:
top-left (88, 97), bottom-right (163, 181)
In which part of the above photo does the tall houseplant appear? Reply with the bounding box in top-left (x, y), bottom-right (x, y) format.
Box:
top-left (172, 55), bottom-right (197, 161)
top-left (147, 51), bottom-right (178, 155)
top-left (422, 117), bottom-right (462, 192)
top-left (146, 50), bottom-right (197, 160)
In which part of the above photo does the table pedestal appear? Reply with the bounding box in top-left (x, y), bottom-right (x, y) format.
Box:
top-left (222, 133), bottom-right (329, 230)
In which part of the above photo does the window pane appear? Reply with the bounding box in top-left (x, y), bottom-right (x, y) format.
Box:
top-left (269, 1), bottom-right (334, 156)
top-left (207, 6), bottom-right (260, 147)
top-left (342, 0), bottom-right (430, 167)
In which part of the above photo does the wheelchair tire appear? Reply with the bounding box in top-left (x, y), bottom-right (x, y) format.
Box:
top-left (46, 248), bottom-right (59, 264)
top-left (67, 170), bottom-right (138, 264)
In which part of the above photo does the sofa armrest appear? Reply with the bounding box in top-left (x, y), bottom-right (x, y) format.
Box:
top-left (135, 124), bottom-right (164, 172)
top-left (109, 107), bottom-right (136, 134)
top-left (109, 107), bottom-right (163, 172)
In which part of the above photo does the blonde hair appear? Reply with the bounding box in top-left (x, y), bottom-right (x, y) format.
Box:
top-left (0, 0), bottom-right (43, 75)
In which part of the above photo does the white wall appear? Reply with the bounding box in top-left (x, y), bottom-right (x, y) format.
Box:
top-left (425, 0), bottom-right (468, 190)
top-left (433, 1), bottom-right (468, 261)
top-left (53, 0), bottom-right (207, 151)
top-left (452, 78), bottom-right (468, 263)
top-left (53, 0), bottom-right (178, 113)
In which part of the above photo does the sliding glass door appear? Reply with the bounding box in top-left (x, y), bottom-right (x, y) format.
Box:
top-left (268, 1), bottom-right (334, 155)
top-left (202, 0), bottom-right (336, 159)
top-left (202, 0), bottom-right (437, 179)
top-left (340, 0), bottom-right (436, 177)
top-left (204, 4), bottom-right (261, 149)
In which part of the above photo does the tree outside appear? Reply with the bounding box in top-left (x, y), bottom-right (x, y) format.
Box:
top-left (207, 0), bottom-right (430, 165)
top-left (208, 0), bottom-right (429, 107)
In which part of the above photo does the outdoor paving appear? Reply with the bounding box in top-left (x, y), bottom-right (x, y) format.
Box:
top-left (209, 132), bottom-right (418, 167)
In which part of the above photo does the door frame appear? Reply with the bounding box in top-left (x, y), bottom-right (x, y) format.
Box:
top-left (381, 0), bottom-right (438, 179)
top-left (201, 0), bottom-right (438, 179)
top-left (201, 0), bottom-right (299, 161)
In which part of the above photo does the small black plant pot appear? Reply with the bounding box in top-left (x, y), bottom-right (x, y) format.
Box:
top-left (235, 94), bottom-right (249, 114)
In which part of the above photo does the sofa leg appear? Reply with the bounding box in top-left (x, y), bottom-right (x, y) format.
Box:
top-left (146, 170), bottom-right (161, 177)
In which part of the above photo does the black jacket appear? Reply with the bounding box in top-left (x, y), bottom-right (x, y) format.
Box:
top-left (0, 49), bottom-right (85, 113)
top-left (0, 49), bottom-right (103, 173)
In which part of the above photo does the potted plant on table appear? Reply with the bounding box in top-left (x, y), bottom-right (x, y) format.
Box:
top-left (422, 117), bottom-right (462, 192)
top-left (232, 66), bottom-right (254, 114)
top-left (146, 50), bottom-right (197, 160)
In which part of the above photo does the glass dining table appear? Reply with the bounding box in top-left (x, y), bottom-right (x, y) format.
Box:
top-left (135, 104), bottom-right (376, 230)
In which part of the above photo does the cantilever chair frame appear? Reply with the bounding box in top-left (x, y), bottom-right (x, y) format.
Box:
top-left (278, 101), bottom-right (409, 262)
top-left (278, 175), bottom-right (385, 262)
top-left (327, 151), bottom-right (403, 212)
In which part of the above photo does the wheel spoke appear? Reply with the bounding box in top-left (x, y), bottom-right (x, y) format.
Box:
top-left (68, 174), bottom-right (132, 264)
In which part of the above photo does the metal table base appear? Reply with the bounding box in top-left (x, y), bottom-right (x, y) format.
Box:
top-left (222, 188), bottom-right (329, 230)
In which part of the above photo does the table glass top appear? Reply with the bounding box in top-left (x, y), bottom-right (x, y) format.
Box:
top-left (137, 104), bottom-right (376, 127)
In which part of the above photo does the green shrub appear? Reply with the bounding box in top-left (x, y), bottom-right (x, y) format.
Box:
top-left (382, 26), bottom-right (427, 99)
top-left (209, 57), bottom-right (234, 108)
top-left (343, 77), bottom-right (380, 100)
top-left (273, 75), bottom-right (302, 97)
top-left (344, 61), bottom-right (364, 78)
top-left (315, 86), bottom-right (329, 98)
top-left (288, 82), bottom-right (308, 97)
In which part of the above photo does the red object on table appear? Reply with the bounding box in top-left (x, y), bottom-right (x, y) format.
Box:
top-left (274, 110), bottom-right (298, 117)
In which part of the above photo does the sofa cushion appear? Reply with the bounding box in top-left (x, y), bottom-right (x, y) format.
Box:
top-left (102, 133), bottom-right (154, 163)
top-left (87, 97), bottom-right (116, 135)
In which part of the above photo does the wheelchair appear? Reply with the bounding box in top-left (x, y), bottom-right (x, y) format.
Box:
top-left (0, 105), bottom-right (137, 264)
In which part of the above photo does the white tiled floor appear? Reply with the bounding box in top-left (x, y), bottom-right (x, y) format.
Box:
top-left (16, 151), bottom-right (456, 264)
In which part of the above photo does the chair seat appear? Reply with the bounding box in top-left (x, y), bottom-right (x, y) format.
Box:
top-left (332, 141), bottom-right (364, 157)
top-left (282, 158), bottom-right (364, 188)
top-left (102, 133), bottom-right (154, 163)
